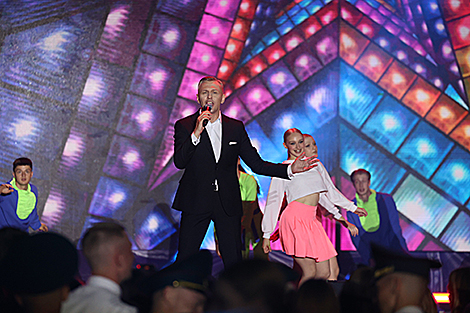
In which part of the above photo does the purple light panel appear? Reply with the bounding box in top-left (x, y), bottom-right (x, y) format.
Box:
top-left (117, 95), bottom-right (170, 143)
top-left (142, 13), bottom-right (197, 64)
top-left (88, 177), bottom-right (140, 220)
top-left (76, 61), bottom-right (131, 127)
top-left (237, 78), bottom-right (276, 116)
top-left (130, 54), bottom-right (183, 103)
top-left (187, 42), bottom-right (224, 76)
top-left (103, 135), bottom-right (155, 184)
top-left (196, 14), bottom-right (232, 49)
top-left (96, 1), bottom-right (150, 68)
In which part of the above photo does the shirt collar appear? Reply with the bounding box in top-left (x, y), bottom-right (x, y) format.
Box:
top-left (206, 112), bottom-right (222, 127)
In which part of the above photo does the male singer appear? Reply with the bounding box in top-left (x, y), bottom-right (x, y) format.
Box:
top-left (172, 76), bottom-right (317, 268)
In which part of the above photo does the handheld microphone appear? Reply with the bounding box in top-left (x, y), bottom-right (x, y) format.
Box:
top-left (202, 105), bottom-right (212, 127)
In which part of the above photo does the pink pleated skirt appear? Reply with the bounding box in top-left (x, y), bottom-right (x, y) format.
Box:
top-left (279, 201), bottom-right (337, 262)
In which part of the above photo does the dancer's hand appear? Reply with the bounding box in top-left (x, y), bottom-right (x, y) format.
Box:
top-left (38, 223), bottom-right (48, 232)
top-left (291, 152), bottom-right (318, 173)
top-left (263, 238), bottom-right (272, 254)
top-left (355, 207), bottom-right (368, 217)
top-left (0, 184), bottom-right (13, 195)
top-left (346, 221), bottom-right (358, 237)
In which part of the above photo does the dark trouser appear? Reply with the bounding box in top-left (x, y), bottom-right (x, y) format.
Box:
top-left (177, 192), bottom-right (242, 269)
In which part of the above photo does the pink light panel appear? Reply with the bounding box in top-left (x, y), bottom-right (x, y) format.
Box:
top-left (341, 1), bottom-right (363, 25)
top-left (317, 1), bottom-right (338, 26)
top-left (224, 38), bottom-right (244, 61)
top-left (187, 42), bottom-right (224, 76)
top-left (356, 15), bottom-right (381, 38)
top-left (205, 0), bottom-right (240, 21)
top-left (218, 59), bottom-right (237, 80)
top-left (441, 0), bottom-right (470, 21)
top-left (238, 0), bottom-right (257, 20)
top-left (447, 15), bottom-right (470, 50)
top-left (231, 17), bottom-right (251, 41)
top-left (262, 42), bottom-right (286, 65)
top-left (196, 14), bottom-right (232, 49)
top-left (299, 15), bottom-right (322, 39)
top-left (246, 55), bottom-right (268, 77)
top-left (237, 79), bottom-right (275, 116)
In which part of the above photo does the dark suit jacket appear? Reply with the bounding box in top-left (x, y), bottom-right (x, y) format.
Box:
top-left (173, 112), bottom-right (289, 216)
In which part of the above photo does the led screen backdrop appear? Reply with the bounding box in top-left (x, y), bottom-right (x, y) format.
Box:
top-left (1, 0), bottom-right (470, 258)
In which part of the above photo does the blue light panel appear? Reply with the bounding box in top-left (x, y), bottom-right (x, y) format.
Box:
top-left (340, 124), bottom-right (407, 194)
top-left (432, 147), bottom-right (470, 205)
top-left (88, 177), bottom-right (140, 219)
top-left (441, 212), bottom-right (470, 251)
top-left (339, 62), bottom-right (384, 128)
top-left (394, 174), bottom-right (458, 238)
top-left (397, 121), bottom-right (454, 179)
top-left (362, 96), bottom-right (420, 153)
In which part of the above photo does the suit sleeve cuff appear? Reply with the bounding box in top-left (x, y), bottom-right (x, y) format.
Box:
top-left (287, 164), bottom-right (294, 179)
top-left (191, 132), bottom-right (200, 145)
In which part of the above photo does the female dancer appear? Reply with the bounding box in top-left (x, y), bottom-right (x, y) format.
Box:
top-left (303, 133), bottom-right (358, 280)
top-left (262, 128), bottom-right (367, 284)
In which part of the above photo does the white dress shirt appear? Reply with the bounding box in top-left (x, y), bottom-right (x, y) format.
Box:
top-left (191, 112), bottom-right (293, 177)
top-left (61, 275), bottom-right (137, 313)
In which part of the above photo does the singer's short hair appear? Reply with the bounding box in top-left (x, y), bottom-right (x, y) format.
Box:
top-left (198, 76), bottom-right (224, 91)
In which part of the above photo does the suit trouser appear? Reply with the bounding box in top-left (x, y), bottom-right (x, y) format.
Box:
top-left (177, 190), bottom-right (242, 269)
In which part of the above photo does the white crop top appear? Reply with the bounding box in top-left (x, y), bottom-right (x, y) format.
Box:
top-left (262, 160), bottom-right (357, 238)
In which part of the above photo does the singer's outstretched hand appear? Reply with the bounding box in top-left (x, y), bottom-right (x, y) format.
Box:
top-left (193, 107), bottom-right (212, 138)
top-left (291, 152), bottom-right (318, 174)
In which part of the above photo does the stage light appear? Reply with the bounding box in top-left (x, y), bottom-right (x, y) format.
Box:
top-left (287, 37), bottom-right (300, 50)
top-left (105, 6), bottom-right (130, 37)
top-left (421, 21), bottom-right (428, 34)
top-left (357, 16), bottom-right (380, 38)
top-left (109, 191), bottom-right (125, 205)
top-left (300, 15), bottom-right (322, 38)
top-left (397, 50), bottom-right (407, 61)
top-left (122, 149), bottom-right (143, 169)
top-left (188, 42), bottom-right (223, 75)
top-left (163, 28), bottom-right (180, 47)
top-left (231, 18), bottom-right (251, 41)
top-left (370, 10), bottom-right (386, 25)
top-left (355, 43), bottom-right (392, 82)
top-left (447, 15), bottom-right (470, 49)
top-left (42, 192), bottom-right (67, 227)
top-left (196, 14), bottom-right (231, 49)
top-left (379, 61), bottom-right (416, 99)
top-left (442, 40), bottom-right (453, 60)
top-left (426, 94), bottom-right (467, 134)
top-left (262, 42), bottom-right (286, 64)
top-left (148, 69), bottom-right (167, 91)
top-left (394, 175), bottom-right (458, 237)
top-left (136, 110), bottom-right (153, 129)
top-left (237, 78), bottom-right (275, 116)
top-left (433, 293), bottom-right (450, 303)
top-left (13, 118), bottom-right (37, 139)
top-left (402, 78), bottom-right (441, 116)
top-left (341, 2), bottom-right (363, 25)
top-left (63, 135), bottom-right (85, 159)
